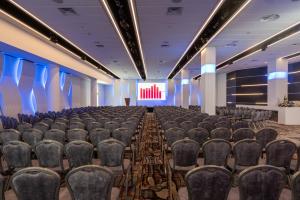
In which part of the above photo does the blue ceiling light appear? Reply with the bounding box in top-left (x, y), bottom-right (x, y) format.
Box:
top-left (41, 66), bottom-right (48, 89)
top-left (30, 89), bottom-right (37, 114)
top-left (60, 72), bottom-right (66, 91)
top-left (201, 64), bottom-right (216, 75)
top-left (268, 72), bottom-right (287, 80)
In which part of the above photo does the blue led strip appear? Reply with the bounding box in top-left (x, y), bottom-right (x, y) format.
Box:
top-left (201, 64), bottom-right (216, 75)
top-left (268, 72), bottom-right (287, 80)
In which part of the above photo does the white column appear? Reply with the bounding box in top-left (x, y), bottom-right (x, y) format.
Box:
top-left (190, 79), bottom-right (200, 105)
top-left (174, 79), bottom-right (181, 107)
top-left (216, 73), bottom-right (227, 106)
top-left (200, 47), bottom-right (216, 115)
top-left (47, 64), bottom-right (61, 111)
top-left (81, 78), bottom-right (91, 107)
top-left (181, 69), bottom-right (190, 109)
top-left (268, 58), bottom-right (288, 106)
top-left (91, 78), bottom-right (98, 106)
top-left (167, 80), bottom-right (175, 106)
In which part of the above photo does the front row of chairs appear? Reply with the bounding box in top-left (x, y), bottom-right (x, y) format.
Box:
top-left (178, 165), bottom-right (294, 200)
top-left (4, 165), bottom-right (121, 200)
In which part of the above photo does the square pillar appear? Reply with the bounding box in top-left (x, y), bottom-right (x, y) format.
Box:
top-left (267, 58), bottom-right (288, 106)
top-left (91, 78), bottom-right (98, 107)
top-left (47, 64), bottom-right (61, 111)
top-left (200, 47), bottom-right (216, 115)
top-left (181, 69), bottom-right (190, 109)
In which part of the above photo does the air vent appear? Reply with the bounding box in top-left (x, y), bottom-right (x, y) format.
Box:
top-left (96, 44), bottom-right (104, 48)
top-left (225, 41), bottom-right (238, 47)
top-left (167, 7), bottom-right (183, 15)
top-left (161, 44), bottom-right (170, 47)
top-left (171, 0), bottom-right (183, 3)
top-left (58, 8), bottom-right (78, 16)
top-left (260, 14), bottom-right (280, 22)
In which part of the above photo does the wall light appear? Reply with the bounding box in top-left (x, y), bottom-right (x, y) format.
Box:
top-left (232, 93), bottom-right (264, 96)
top-left (181, 79), bottom-right (189, 85)
top-left (268, 72), bottom-right (287, 80)
top-left (60, 72), bottom-right (66, 91)
top-left (241, 84), bottom-right (268, 87)
top-left (201, 64), bottom-right (216, 75)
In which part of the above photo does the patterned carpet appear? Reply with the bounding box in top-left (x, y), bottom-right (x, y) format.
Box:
top-left (121, 117), bottom-right (300, 200)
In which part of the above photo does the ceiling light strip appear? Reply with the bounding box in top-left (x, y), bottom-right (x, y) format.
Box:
top-left (101, 0), bottom-right (145, 80)
top-left (128, 0), bottom-right (147, 78)
top-left (1, 0), bottom-right (119, 79)
top-left (167, 0), bottom-right (226, 78)
top-left (216, 21), bottom-right (300, 70)
top-left (168, 0), bottom-right (252, 79)
top-left (283, 52), bottom-right (300, 60)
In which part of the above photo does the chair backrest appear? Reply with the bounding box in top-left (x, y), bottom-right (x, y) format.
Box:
top-left (10, 167), bottom-right (60, 200)
top-left (202, 139), bottom-right (231, 166)
top-left (112, 127), bottom-right (132, 146)
top-left (266, 139), bottom-right (297, 173)
top-left (89, 128), bottom-right (111, 146)
top-left (197, 122), bottom-right (214, 133)
top-left (238, 165), bottom-right (286, 200)
top-left (233, 139), bottom-right (262, 169)
top-left (87, 121), bottom-right (103, 131)
top-left (97, 139), bottom-right (125, 167)
top-left (232, 128), bottom-right (255, 142)
top-left (180, 121), bottom-right (195, 132)
top-left (22, 128), bottom-right (43, 147)
top-left (33, 122), bottom-right (49, 133)
top-left (215, 121), bottom-right (231, 129)
top-left (66, 165), bottom-right (114, 200)
top-left (186, 128), bottom-right (209, 146)
top-left (44, 129), bottom-right (66, 144)
top-left (65, 141), bottom-right (93, 168)
top-left (210, 127), bottom-right (231, 141)
top-left (104, 121), bottom-right (120, 133)
top-left (51, 122), bottom-right (66, 131)
top-left (112, 117), bottom-right (125, 124)
top-left (35, 140), bottom-right (64, 169)
top-left (171, 138), bottom-right (200, 167)
top-left (163, 121), bottom-right (178, 131)
top-left (291, 171), bottom-right (300, 200)
top-left (232, 121), bottom-right (249, 131)
top-left (17, 122), bottom-right (32, 133)
top-left (164, 127), bottom-right (186, 147)
top-left (67, 128), bottom-right (88, 142)
top-left (69, 121), bottom-right (85, 130)
top-left (2, 141), bottom-right (31, 170)
top-left (0, 129), bottom-right (21, 144)
top-left (121, 121), bottom-right (136, 132)
top-left (256, 128), bottom-right (278, 149)
top-left (185, 166), bottom-right (231, 200)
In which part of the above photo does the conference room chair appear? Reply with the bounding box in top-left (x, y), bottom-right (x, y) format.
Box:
top-left (97, 139), bottom-right (132, 196)
top-left (164, 127), bottom-right (186, 150)
top-left (89, 128), bottom-right (111, 147)
top-left (201, 139), bottom-right (231, 167)
top-left (65, 141), bottom-right (93, 169)
top-left (256, 128), bottom-right (278, 156)
top-left (51, 122), bottom-right (67, 132)
top-left (169, 138), bottom-right (200, 173)
top-left (0, 129), bottom-right (21, 145)
top-left (33, 122), bottom-right (49, 133)
top-left (2, 141), bottom-right (32, 174)
top-left (17, 122), bottom-right (32, 134)
top-left (104, 121), bottom-right (120, 134)
top-left (232, 128), bottom-right (255, 143)
top-left (22, 128), bottom-right (43, 149)
top-left (35, 140), bottom-right (65, 174)
top-left (112, 127), bottom-right (134, 149)
top-left (174, 117), bottom-right (186, 124)
top-left (162, 121), bottom-right (178, 132)
top-left (65, 165), bottom-right (120, 200)
top-left (197, 121), bottom-right (214, 133)
top-left (178, 166), bottom-right (231, 200)
top-left (210, 127), bottom-right (231, 141)
top-left (86, 121), bottom-right (103, 132)
top-left (266, 139), bottom-right (297, 174)
top-left (180, 121), bottom-right (195, 132)
top-left (186, 127), bottom-right (209, 147)
top-left (44, 129), bottom-right (66, 144)
top-left (215, 120), bottom-right (231, 129)
top-left (290, 171), bottom-right (300, 200)
top-left (8, 167), bottom-right (60, 200)
top-left (237, 165), bottom-right (286, 200)
top-left (69, 121), bottom-right (85, 130)
top-left (67, 128), bottom-right (88, 142)
top-left (232, 121), bottom-right (249, 131)
top-left (41, 118), bottom-right (54, 127)
top-left (231, 139), bottom-right (262, 173)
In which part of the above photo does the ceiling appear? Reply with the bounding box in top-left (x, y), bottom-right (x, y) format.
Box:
top-left (9, 0), bottom-right (300, 79)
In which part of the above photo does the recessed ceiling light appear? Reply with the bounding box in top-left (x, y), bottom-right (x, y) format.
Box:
top-left (113, 60), bottom-right (118, 63)
top-left (167, 7), bottom-right (183, 15)
top-left (260, 14), bottom-right (280, 22)
top-left (171, 0), bottom-right (182, 3)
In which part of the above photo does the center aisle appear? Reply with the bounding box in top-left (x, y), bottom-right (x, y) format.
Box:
top-left (124, 113), bottom-right (171, 200)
